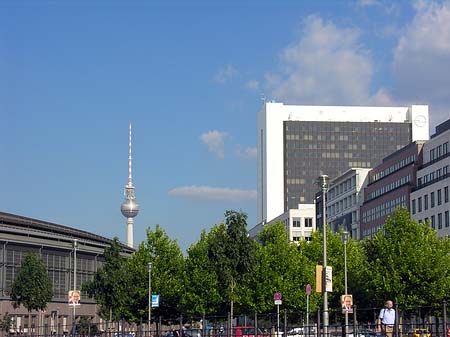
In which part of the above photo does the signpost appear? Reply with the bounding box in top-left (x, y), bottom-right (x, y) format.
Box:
top-left (274, 293), bottom-right (282, 336)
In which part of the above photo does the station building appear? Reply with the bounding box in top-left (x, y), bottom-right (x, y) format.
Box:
top-left (0, 211), bottom-right (134, 333)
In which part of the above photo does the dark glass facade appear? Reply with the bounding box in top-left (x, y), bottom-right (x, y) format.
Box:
top-left (284, 121), bottom-right (412, 210)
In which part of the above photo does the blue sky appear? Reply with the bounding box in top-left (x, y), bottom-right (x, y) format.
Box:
top-left (2, 0), bottom-right (450, 252)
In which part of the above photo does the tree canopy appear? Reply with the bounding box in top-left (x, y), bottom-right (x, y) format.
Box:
top-left (363, 208), bottom-right (450, 311)
top-left (84, 208), bottom-right (450, 322)
top-left (10, 253), bottom-right (53, 312)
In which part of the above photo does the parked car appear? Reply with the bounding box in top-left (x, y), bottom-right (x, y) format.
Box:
top-left (185, 328), bottom-right (202, 337)
top-left (287, 328), bottom-right (304, 337)
top-left (217, 326), bottom-right (265, 337)
top-left (114, 333), bottom-right (135, 337)
top-left (413, 328), bottom-right (431, 337)
top-left (287, 326), bottom-right (317, 337)
top-left (357, 329), bottom-right (384, 337)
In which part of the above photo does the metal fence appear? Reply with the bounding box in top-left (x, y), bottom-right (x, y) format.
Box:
top-left (2, 303), bottom-right (449, 337)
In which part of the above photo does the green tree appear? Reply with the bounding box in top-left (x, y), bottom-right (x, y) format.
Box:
top-left (208, 210), bottom-right (257, 317)
top-left (244, 221), bottom-right (318, 313)
top-left (10, 253), bottom-right (53, 333)
top-left (82, 238), bottom-right (130, 321)
top-left (10, 253), bottom-right (53, 311)
top-left (126, 225), bottom-right (185, 322)
top-left (182, 229), bottom-right (222, 315)
top-left (0, 313), bottom-right (12, 333)
top-left (364, 208), bottom-right (450, 311)
top-left (76, 316), bottom-right (99, 337)
top-left (299, 225), bottom-right (367, 313)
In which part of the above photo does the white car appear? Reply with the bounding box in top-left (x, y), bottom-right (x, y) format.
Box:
top-left (287, 328), bottom-right (304, 337)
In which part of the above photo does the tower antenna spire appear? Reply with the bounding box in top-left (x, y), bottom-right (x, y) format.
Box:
top-left (128, 123), bottom-right (133, 187)
top-left (121, 123), bottom-right (139, 248)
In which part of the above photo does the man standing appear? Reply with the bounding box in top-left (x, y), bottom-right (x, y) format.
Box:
top-left (378, 300), bottom-right (395, 337)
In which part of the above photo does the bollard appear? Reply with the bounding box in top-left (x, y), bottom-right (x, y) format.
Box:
top-left (284, 309), bottom-right (287, 337)
top-left (443, 301), bottom-right (447, 337)
top-left (202, 315), bottom-right (206, 337)
top-left (317, 308), bottom-right (321, 337)
top-left (394, 304), bottom-right (399, 337)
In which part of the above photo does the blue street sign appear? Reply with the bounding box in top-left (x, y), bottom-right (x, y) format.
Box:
top-left (151, 294), bottom-right (160, 308)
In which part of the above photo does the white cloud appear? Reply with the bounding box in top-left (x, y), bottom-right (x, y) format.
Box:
top-left (356, 0), bottom-right (381, 7)
top-left (266, 15), bottom-right (385, 106)
top-left (168, 185), bottom-right (257, 202)
top-left (200, 130), bottom-right (228, 159)
top-left (245, 79), bottom-right (260, 90)
top-left (356, 0), bottom-right (399, 16)
top-left (235, 146), bottom-right (257, 159)
top-left (392, 0), bottom-right (450, 126)
top-left (213, 64), bottom-right (238, 84)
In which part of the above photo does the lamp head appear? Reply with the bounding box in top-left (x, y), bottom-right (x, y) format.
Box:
top-left (342, 230), bottom-right (349, 243)
top-left (317, 175), bottom-right (329, 191)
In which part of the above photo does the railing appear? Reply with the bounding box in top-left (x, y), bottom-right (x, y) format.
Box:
top-left (1, 304), bottom-right (448, 337)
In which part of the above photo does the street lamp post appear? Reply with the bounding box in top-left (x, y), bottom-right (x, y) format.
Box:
top-left (148, 263), bottom-right (153, 334)
top-left (317, 175), bottom-right (329, 337)
top-left (342, 231), bottom-right (349, 337)
top-left (73, 239), bottom-right (78, 331)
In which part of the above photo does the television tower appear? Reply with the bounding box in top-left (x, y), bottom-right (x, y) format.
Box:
top-left (120, 124), bottom-right (139, 248)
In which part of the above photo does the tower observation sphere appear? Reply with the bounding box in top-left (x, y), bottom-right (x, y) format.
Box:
top-left (121, 191), bottom-right (139, 218)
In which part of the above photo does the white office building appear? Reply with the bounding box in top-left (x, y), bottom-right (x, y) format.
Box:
top-left (326, 168), bottom-right (370, 238)
top-left (410, 119), bottom-right (450, 236)
top-left (257, 101), bottom-right (430, 225)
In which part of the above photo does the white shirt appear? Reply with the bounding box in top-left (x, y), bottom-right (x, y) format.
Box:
top-left (379, 308), bottom-right (395, 326)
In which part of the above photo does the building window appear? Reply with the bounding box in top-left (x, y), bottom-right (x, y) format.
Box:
top-left (445, 211), bottom-right (449, 228)
top-left (412, 199), bottom-right (416, 215)
top-left (430, 148), bottom-right (436, 161)
top-left (424, 194), bottom-right (429, 210)
top-left (292, 236), bottom-right (300, 241)
top-left (438, 189), bottom-right (442, 206)
top-left (431, 215), bottom-right (435, 229)
top-left (305, 236), bottom-right (312, 242)
top-left (431, 192), bottom-right (435, 208)
top-left (418, 197), bottom-right (422, 212)
top-left (438, 213), bottom-right (443, 229)
top-left (445, 186), bottom-right (449, 203)
top-left (305, 218), bottom-right (313, 227)
top-left (293, 218), bottom-right (301, 227)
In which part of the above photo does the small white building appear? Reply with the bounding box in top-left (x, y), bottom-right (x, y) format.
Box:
top-left (272, 204), bottom-right (316, 242)
top-left (249, 204), bottom-right (316, 243)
